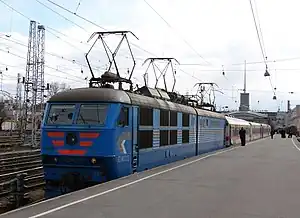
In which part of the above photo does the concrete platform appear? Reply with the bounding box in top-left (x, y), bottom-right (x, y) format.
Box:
top-left (2, 136), bottom-right (300, 218)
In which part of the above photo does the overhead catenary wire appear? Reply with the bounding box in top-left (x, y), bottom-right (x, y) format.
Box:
top-left (249, 0), bottom-right (276, 97)
top-left (253, 0), bottom-right (267, 58)
top-left (142, 0), bottom-right (211, 66)
top-left (0, 0), bottom-right (87, 49)
top-left (0, 48), bottom-right (86, 82)
top-left (45, 0), bottom-right (157, 57)
top-left (34, 0), bottom-right (87, 32)
top-left (46, 0), bottom-right (106, 30)
top-left (178, 56), bottom-right (300, 67)
top-left (0, 0), bottom-right (235, 109)
top-left (0, 0), bottom-right (139, 81)
top-left (249, 0), bottom-right (267, 65)
top-left (0, 0), bottom-right (281, 109)
top-left (74, 0), bottom-right (83, 14)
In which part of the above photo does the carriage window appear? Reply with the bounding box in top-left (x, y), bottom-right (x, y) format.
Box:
top-left (47, 104), bottom-right (75, 125)
top-left (138, 130), bottom-right (153, 149)
top-left (139, 107), bottom-right (153, 126)
top-left (160, 130), bottom-right (169, 146)
top-left (182, 113), bottom-right (190, 127)
top-left (77, 104), bottom-right (108, 125)
top-left (118, 107), bottom-right (129, 126)
top-left (182, 130), bottom-right (189, 143)
top-left (160, 110), bottom-right (169, 126)
top-left (170, 111), bottom-right (177, 126)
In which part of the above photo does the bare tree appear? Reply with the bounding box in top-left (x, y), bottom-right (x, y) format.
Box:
top-left (48, 82), bottom-right (70, 98)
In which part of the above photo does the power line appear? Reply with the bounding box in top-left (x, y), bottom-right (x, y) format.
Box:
top-left (175, 66), bottom-right (300, 72)
top-left (0, 36), bottom-right (100, 73)
top-left (75, 0), bottom-right (83, 14)
top-left (0, 31), bottom-right (145, 78)
top-left (0, 0), bottom-right (85, 47)
top-left (232, 56), bottom-right (300, 66)
top-left (249, 0), bottom-right (267, 65)
top-left (253, 0), bottom-right (267, 57)
top-left (0, 0), bottom-right (105, 63)
top-left (45, 0), bottom-right (157, 57)
top-left (222, 88), bottom-right (297, 95)
top-left (0, 0), bottom-right (111, 76)
top-left (143, 0), bottom-right (211, 65)
top-left (0, 35), bottom-right (89, 68)
top-left (0, 48), bottom-right (85, 82)
top-left (46, 0), bottom-right (106, 30)
top-left (0, 0), bottom-right (31, 20)
top-left (34, 0), bottom-right (87, 32)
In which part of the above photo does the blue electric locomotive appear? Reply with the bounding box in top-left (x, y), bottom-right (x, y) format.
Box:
top-left (41, 86), bottom-right (227, 198)
top-left (41, 30), bottom-right (270, 198)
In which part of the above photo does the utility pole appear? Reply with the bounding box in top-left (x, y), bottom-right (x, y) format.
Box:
top-left (21, 21), bottom-right (47, 147)
top-left (36, 25), bottom-right (46, 144)
top-left (0, 70), bottom-right (2, 91)
top-left (22, 20), bottom-right (38, 147)
top-left (243, 60), bottom-right (246, 93)
top-left (16, 73), bottom-right (22, 125)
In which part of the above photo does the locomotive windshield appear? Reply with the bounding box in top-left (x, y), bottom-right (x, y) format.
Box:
top-left (46, 104), bottom-right (75, 125)
top-left (76, 104), bottom-right (108, 125)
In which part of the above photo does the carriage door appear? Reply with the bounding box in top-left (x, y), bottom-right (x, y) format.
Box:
top-left (224, 123), bottom-right (230, 147)
top-left (131, 107), bottom-right (139, 173)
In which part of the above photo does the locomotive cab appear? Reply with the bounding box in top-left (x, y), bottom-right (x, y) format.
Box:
top-left (41, 99), bottom-right (133, 198)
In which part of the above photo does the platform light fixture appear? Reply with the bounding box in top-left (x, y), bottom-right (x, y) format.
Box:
top-left (264, 65), bottom-right (270, 77)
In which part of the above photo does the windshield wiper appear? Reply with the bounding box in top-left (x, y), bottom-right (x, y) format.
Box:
top-left (79, 114), bottom-right (86, 124)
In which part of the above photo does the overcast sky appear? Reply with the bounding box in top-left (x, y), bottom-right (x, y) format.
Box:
top-left (0, 0), bottom-right (300, 111)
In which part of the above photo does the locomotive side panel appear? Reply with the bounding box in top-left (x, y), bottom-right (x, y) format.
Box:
top-left (136, 109), bottom-right (197, 172)
top-left (197, 116), bottom-right (226, 154)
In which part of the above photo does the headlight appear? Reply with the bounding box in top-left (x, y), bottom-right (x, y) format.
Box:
top-left (91, 158), bottom-right (96, 164)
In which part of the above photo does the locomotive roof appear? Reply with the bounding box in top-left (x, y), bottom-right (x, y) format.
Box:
top-left (48, 87), bottom-right (225, 118)
top-left (48, 88), bottom-right (132, 104)
top-left (194, 108), bottom-right (225, 119)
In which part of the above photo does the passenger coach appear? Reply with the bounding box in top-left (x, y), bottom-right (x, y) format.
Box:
top-left (224, 116), bottom-right (271, 146)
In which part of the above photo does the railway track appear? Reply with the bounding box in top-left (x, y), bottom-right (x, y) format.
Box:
top-left (0, 149), bottom-right (43, 183)
top-left (0, 134), bottom-right (41, 152)
top-left (0, 148), bottom-right (45, 212)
